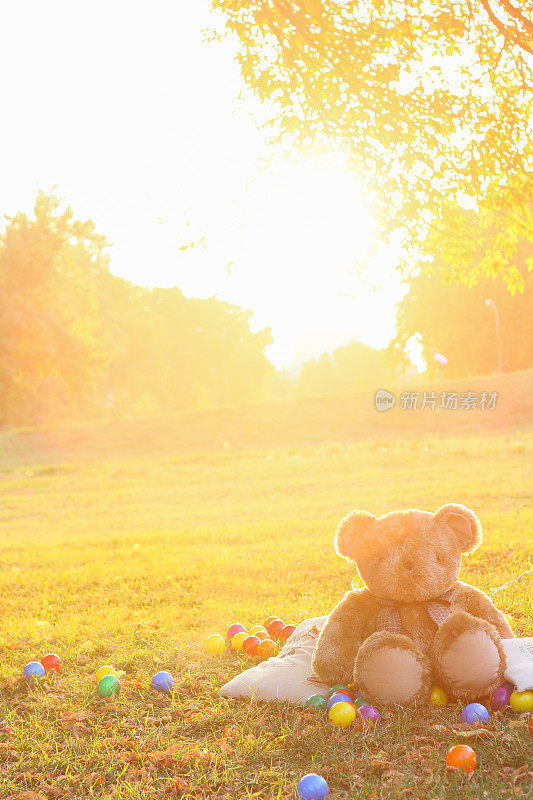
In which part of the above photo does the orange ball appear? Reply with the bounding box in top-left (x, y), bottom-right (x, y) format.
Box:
top-left (280, 624), bottom-right (296, 642)
top-left (255, 630), bottom-right (269, 640)
top-left (256, 638), bottom-right (277, 658)
top-left (264, 616), bottom-right (277, 629)
top-left (242, 635), bottom-right (261, 656)
top-left (268, 619), bottom-right (286, 638)
top-left (446, 745), bottom-right (477, 773)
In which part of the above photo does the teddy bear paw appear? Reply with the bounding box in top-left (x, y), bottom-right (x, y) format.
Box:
top-left (434, 610), bottom-right (505, 698)
top-left (355, 631), bottom-right (431, 707)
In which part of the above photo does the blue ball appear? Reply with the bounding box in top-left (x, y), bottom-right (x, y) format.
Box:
top-left (23, 661), bottom-right (46, 679)
top-left (150, 670), bottom-right (174, 692)
top-left (297, 774), bottom-right (328, 800)
top-left (461, 702), bottom-right (489, 725)
top-left (326, 692), bottom-right (353, 711)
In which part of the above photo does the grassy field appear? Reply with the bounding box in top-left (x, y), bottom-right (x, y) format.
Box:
top-left (1, 371), bottom-right (532, 799)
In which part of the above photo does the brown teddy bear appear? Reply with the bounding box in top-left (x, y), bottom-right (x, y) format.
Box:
top-left (312, 504), bottom-right (514, 707)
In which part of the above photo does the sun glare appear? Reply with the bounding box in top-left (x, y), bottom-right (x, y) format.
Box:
top-left (169, 155), bottom-right (406, 369)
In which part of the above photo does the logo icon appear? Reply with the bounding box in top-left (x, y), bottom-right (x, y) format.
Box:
top-left (374, 389), bottom-right (396, 412)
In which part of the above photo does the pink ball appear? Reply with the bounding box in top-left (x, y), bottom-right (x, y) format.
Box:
top-left (359, 704), bottom-right (381, 723)
top-left (227, 623), bottom-right (246, 639)
top-left (491, 686), bottom-right (513, 710)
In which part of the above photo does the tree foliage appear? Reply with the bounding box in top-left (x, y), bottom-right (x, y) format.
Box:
top-left (0, 194), bottom-right (274, 426)
top-left (213, 0), bottom-right (533, 286)
top-left (390, 263), bottom-right (533, 378)
top-left (298, 339), bottom-right (393, 395)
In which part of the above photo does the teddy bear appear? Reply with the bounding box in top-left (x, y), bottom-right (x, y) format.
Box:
top-left (312, 503), bottom-right (514, 707)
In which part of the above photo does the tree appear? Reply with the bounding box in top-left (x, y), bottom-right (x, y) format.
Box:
top-left (212, 1), bottom-right (533, 286)
top-left (298, 340), bottom-right (393, 395)
top-left (390, 265), bottom-right (533, 378)
top-left (0, 193), bottom-right (113, 425)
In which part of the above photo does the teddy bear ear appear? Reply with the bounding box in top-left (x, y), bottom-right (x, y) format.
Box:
top-left (334, 510), bottom-right (376, 563)
top-left (434, 503), bottom-right (482, 554)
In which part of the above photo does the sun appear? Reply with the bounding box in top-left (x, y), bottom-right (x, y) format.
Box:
top-left (200, 155), bottom-right (406, 369)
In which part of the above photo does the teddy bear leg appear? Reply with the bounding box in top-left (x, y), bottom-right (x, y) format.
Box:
top-left (433, 610), bottom-right (506, 700)
top-left (355, 630), bottom-right (431, 708)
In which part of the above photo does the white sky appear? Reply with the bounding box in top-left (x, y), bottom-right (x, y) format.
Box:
top-left (0, 0), bottom-right (408, 369)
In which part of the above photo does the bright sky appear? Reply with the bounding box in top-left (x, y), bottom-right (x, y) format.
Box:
top-left (1, 0), bottom-right (409, 370)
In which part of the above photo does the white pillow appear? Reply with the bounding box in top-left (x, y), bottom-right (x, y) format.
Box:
top-left (219, 616), bottom-right (330, 706)
top-left (503, 637), bottom-right (533, 692)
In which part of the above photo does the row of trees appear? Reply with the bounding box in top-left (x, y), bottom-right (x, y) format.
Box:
top-left (1, 193), bottom-right (531, 426)
top-left (0, 194), bottom-right (274, 426)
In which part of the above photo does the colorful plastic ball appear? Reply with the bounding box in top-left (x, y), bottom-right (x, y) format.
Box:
top-left (249, 625), bottom-right (267, 636)
top-left (354, 696), bottom-right (368, 709)
top-left (326, 692), bottom-right (354, 711)
top-left (98, 674), bottom-right (121, 698)
top-left (429, 685), bottom-right (448, 707)
top-left (205, 634), bottom-right (225, 655)
top-left (151, 670), bottom-right (174, 692)
top-left (510, 689), bottom-right (533, 712)
top-left (255, 630), bottom-right (269, 640)
top-left (446, 744), bottom-right (477, 772)
top-left (296, 773), bottom-right (329, 800)
top-left (304, 694), bottom-right (328, 712)
top-left (529, 715), bottom-right (533, 736)
top-left (230, 632), bottom-right (248, 652)
top-left (461, 703), bottom-right (489, 725)
top-left (327, 684), bottom-right (350, 698)
top-left (280, 624), bottom-right (296, 642)
top-left (96, 665), bottom-right (118, 683)
top-left (242, 635), bottom-right (261, 656)
top-left (227, 623), bottom-right (246, 639)
top-left (256, 638), bottom-right (277, 658)
top-left (23, 661), bottom-right (46, 679)
top-left (491, 686), bottom-right (512, 710)
top-left (264, 615), bottom-right (278, 629)
top-left (266, 617), bottom-right (282, 634)
top-left (359, 704), bottom-right (381, 723)
top-left (328, 701), bottom-right (357, 728)
top-left (41, 653), bottom-right (62, 673)
top-left (268, 619), bottom-right (286, 638)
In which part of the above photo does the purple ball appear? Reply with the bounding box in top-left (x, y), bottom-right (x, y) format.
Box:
top-left (491, 686), bottom-right (513, 710)
top-left (359, 704), bottom-right (381, 722)
top-left (326, 692), bottom-right (353, 711)
top-left (461, 702), bottom-right (489, 725)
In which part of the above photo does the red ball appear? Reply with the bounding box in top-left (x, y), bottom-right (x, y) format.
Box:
top-left (41, 653), bottom-right (62, 673)
top-left (529, 715), bottom-right (533, 737)
top-left (227, 623), bottom-right (246, 639)
top-left (280, 624), bottom-right (296, 642)
top-left (268, 619), bottom-right (286, 638)
top-left (242, 635), bottom-right (261, 656)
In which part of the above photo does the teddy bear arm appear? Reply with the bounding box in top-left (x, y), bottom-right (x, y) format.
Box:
top-left (457, 585), bottom-right (515, 638)
top-left (312, 592), bottom-right (368, 686)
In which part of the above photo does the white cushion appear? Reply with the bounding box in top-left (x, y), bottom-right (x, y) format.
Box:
top-left (219, 616), bottom-right (330, 706)
top-left (503, 637), bottom-right (533, 692)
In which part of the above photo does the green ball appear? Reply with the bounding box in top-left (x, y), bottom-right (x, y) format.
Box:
top-left (98, 674), bottom-right (121, 698)
top-left (304, 694), bottom-right (328, 712)
top-left (328, 684), bottom-right (350, 698)
top-left (354, 696), bottom-right (367, 708)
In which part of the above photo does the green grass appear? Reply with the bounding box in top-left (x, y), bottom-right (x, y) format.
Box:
top-left (1, 375), bottom-right (532, 799)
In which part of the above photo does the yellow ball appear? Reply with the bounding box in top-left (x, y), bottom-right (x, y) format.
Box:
top-left (510, 690), bottom-right (533, 712)
top-left (205, 634), bottom-right (225, 655)
top-left (328, 701), bottom-right (357, 728)
top-left (230, 632), bottom-right (248, 652)
top-left (96, 665), bottom-right (117, 683)
top-left (429, 685), bottom-right (448, 707)
top-left (250, 625), bottom-right (267, 636)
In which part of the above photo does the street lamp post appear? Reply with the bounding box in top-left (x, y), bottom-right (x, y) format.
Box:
top-left (484, 299), bottom-right (503, 375)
